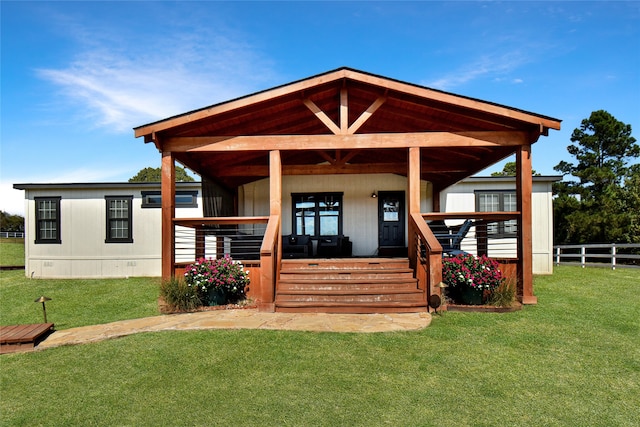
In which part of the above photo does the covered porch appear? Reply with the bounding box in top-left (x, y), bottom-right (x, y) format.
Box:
top-left (134, 68), bottom-right (560, 312)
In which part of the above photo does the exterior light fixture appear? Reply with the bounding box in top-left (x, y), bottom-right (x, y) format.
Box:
top-left (371, 192), bottom-right (377, 198)
top-left (34, 296), bottom-right (52, 323)
top-left (428, 294), bottom-right (441, 313)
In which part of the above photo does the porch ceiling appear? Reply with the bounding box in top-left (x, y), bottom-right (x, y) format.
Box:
top-left (134, 67), bottom-right (560, 190)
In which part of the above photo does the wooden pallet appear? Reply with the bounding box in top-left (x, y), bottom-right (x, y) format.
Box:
top-left (0, 323), bottom-right (55, 354)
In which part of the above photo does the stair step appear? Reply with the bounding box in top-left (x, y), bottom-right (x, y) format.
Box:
top-left (275, 257), bottom-right (426, 314)
top-left (281, 258), bottom-right (409, 270)
top-left (275, 302), bottom-right (428, 314)
top-left (278, 281), bottom-right (417, 293)
top-left (278, 287), bottom-right (421, 295)
top-left (280, 269), bottom-right (414, 280)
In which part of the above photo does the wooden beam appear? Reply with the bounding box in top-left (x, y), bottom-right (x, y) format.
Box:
top-left (164, 131), bottom-right (530, 152)
top-left (135, 68), bottom-right (560, 138)
top-left (408, 147), bottom-right (421, 214)
top-left (270, 150), bottom-right (282, 216)
top-left (161, 151), bottom-right (175, 281)
top-left (348, 96), bottom-right (386, 134)
top-left (340, 87), bottom-right (348, 134)
top-left (303, 98), bottom-right (340, 135)
top-left (516, 145), bottom-right (535, 304)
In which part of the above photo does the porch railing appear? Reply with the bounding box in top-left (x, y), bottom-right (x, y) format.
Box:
top-left (259, 215), bottom-right (280, 312)
top-left (172, 216), bottom-right (272, 303)
top-left (408, 213), bottom-right (443, 303)
top-left (422, 212), bottom-right (521, 259)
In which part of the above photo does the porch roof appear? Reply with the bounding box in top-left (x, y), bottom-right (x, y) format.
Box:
top-left (134, 67), bottom-right (561, 190)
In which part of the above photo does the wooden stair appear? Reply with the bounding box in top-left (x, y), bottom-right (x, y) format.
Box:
top-left (276, 258), bottom-right (427, 313)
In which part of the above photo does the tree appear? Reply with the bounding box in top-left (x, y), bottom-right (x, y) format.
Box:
top-left (491, 161), bottom-right (539, 176)
top-left (553, 110), bottom-right (639, 244)
top-left (129, 166), bottom-right (195, 182)
top-left (0, 211), bottom-right (24, 232)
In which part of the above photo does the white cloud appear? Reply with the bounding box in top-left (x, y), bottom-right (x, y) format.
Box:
top-left (36, 14), bottom-right (277, 133)
top-left (426, 51), bottom-right (530, 91)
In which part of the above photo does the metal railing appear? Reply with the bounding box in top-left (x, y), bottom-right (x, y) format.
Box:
top-left (422, 212), bottom-right (520, 259)
top-left (173, 217), bottom-right (269, 263)
top-left (554, 243), bottom-right (640, 269)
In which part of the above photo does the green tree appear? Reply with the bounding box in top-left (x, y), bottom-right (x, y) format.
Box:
top-left (491, 161), bottom-right (539, 176)
top-left (129, 166), bottom-right (195, 182)
top-left (553, 110), bottom-right (639, 244)
top-left (0, 211), bottom-right (24, 232)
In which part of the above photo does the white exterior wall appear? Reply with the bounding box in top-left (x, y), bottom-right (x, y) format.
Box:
top-left (18, 175), bottom-right (556, 278)
top-left (240, 174), bottom-right (432, 257)
top-left (441, 179), bottom-right (556, 275)
top-left (21, 183), bottom-right (202, 278)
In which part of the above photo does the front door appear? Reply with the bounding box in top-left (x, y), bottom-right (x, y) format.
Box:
top-left (378, 191), bottom-right (405, 250)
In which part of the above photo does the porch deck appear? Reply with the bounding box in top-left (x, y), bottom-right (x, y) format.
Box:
top-left (0, 323), bottom-right (55, 354)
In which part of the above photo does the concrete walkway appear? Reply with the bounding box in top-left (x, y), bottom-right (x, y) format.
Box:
top-left (37, 310), bottom-right (432, 350)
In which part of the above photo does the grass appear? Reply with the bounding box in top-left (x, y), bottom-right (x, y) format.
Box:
top-left (0, 238), bottom-right (24, 266)
top-left (1, 266), bottom-right (639, 426)
top-left (0, 269), bottom-right (159, 329)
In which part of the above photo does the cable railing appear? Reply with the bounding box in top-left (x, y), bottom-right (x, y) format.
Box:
top-left (173, 217), bottom-right (269, 264)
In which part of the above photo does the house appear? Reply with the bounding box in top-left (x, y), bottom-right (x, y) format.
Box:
top-left (13, 182), bottom-right (202, 278)
top-left (14, 176), bottom-right (560, 280)
top-left (132, 67), bottom-right (561, 312)
top-left (18, 68), bottom-right (563, 312)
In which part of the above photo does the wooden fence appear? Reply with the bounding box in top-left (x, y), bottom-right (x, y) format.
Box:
top-left (0, 232), bottom-right (24, 239)
top-left (554, 243), bottom-right (640, 269)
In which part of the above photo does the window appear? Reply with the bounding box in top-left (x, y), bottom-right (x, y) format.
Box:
top-left (475, 191), bottom-right (517, 238)
top-left (141, 191), bottom-right (198, 208)
top-left (105, 196), bottom-right (133, 243)
top-left (35, 197), bottom-right (61, 244)
top-left (292, 192), bottom-right (343, 238)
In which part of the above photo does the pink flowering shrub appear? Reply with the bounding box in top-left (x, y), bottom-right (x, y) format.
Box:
top-left (442, 254), bottom-right (504, 303)
top-left (184, 256), bottom-right (249, 304)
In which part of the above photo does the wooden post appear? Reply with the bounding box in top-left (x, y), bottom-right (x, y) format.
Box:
top-left (259, 150), bottom-right (281, 312)
top-left (516, 145), bottom-right (536, 304)
top-left (161, 151), bottom-right (176, 281)
top-left (432, 185), bottom-right (441, 213)
top-left (195, 228), bottom-right (205, 260)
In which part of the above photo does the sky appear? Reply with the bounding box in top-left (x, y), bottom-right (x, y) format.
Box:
top-left (1, 1), bottom-right (639, 216)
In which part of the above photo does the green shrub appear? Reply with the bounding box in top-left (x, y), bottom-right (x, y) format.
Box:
top-left (488, 278), bottom-right (516, 307)
top-left (159, 277), bottom-right (202, 312)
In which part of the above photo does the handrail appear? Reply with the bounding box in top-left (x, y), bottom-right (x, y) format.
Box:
top-left (259, 214), bottom-right (280, 311)
top-left (423, 211), bottom-right (519, 222)
top-left (409, 213), bottom-right (443, 305)
top-left (174, 216), bottom-right (269, 228)
top-left (411, 213), bottom-right (442, 255)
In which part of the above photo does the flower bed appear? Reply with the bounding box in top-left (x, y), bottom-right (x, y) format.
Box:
top-left (442, 254), bottom-right (509, 306)
top-left (160, 256), bottom-right (251, 312)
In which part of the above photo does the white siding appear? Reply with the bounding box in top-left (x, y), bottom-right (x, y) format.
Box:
top-left (22, 183), bottom-right (201, 278)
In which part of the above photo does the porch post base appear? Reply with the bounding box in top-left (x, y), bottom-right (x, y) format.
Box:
top-left (521, 295), bottom-right (538, 305)
top-left (258, 302), bottom-right (276, 312)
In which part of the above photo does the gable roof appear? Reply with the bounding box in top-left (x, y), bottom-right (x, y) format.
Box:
top-left (134, 67), bottom-right (561, 190)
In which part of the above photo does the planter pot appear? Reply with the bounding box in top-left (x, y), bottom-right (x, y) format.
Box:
top-left (207, 288), bottom-right (227, 306)
top-left (460, 287), bottom-right (483, 305)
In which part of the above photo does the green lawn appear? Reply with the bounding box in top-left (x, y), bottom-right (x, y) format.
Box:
top-left (1, 266), bottom-right (639, 426)
top-left (0, 269), bottom-right (159, 328)
top-left (0, 238), bottom-right (24, 266)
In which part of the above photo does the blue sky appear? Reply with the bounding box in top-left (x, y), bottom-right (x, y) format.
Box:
top-left (1, 1), bottom-right (639, 215)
